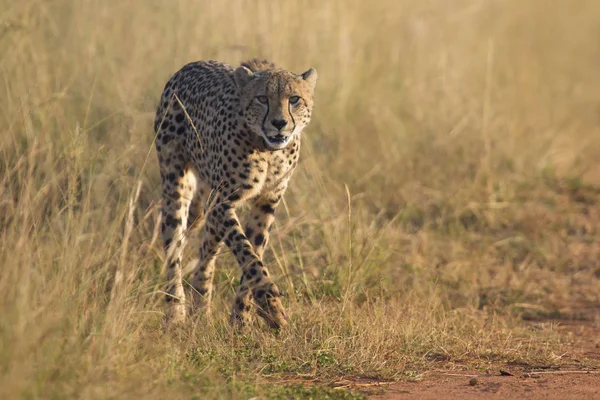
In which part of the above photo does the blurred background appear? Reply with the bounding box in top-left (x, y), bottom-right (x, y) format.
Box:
top-left (1, 0), bottom-right (599, 398)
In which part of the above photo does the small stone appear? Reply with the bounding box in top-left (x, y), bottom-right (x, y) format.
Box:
top-left (469, 378), bottom-right (479, 386)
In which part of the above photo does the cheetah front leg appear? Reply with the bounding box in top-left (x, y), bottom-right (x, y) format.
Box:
top-left (191, 199), bottom-right (287, 329)
top-left (240, 195), bottom-right (286, 324)
top-left (244, 195), bottom-right (280, 260)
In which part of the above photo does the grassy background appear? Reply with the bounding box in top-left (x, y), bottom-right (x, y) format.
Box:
top-left (1, 0), bottom-right (599, 398)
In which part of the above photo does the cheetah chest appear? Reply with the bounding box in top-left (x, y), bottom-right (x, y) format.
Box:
top-left (263, 142), bottom-right (300, 192)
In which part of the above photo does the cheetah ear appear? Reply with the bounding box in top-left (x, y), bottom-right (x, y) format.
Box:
top-left (234, 66), bottom-right (254, 88)
top-left (300, 68), bottom-right (318, 90)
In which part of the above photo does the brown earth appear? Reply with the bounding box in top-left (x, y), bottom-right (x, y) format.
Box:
top-left (359, 317), bottom-right (600, 400)
top-left (371, 370), bottom-right (600, 400)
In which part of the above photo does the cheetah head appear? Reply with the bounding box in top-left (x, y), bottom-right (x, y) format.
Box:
top-left (234, 63), bottom-right (317, 150)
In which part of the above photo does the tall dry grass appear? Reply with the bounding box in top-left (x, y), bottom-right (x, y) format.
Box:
top-left (1, 0), bottom-right (599, 398)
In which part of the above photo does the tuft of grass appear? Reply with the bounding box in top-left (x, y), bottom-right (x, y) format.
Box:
top-left (266, 384), bottom-right (366, 400)
top-left (0, 0), bottom-right (599, 399)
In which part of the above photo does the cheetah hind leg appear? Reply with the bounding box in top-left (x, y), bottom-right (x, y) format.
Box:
top-left (187, 183), bottom-right (222, 319)
top-left (187, 193), bottom-right (204, 233)
top-left (159, 164), bottom-right (196, 327)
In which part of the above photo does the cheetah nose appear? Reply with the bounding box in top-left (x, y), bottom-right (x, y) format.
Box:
top-left (271, 119), bottom-right (287, 130)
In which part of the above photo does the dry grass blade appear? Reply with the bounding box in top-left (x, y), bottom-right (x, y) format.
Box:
top-left (111, 179), bottom-right (143, 303)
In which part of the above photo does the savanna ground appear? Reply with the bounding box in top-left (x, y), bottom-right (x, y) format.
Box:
top-left (1, 0), bottom-right (600, 399)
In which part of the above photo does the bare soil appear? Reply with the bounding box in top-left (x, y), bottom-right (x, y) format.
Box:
top-left (367, 317), bottom-right (600, 399)
top-left (372, 370), bottom-right (600, 400)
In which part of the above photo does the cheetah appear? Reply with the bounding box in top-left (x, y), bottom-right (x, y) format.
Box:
top-left (154, 59), bottom-right (317, 329)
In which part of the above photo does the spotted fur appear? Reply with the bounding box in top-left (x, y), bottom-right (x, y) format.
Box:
top-left (154, 59), bottom-right (317, 329)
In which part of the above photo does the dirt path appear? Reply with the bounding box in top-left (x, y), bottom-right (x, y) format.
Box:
top-left (368, 318), bottom-right (600, 399)
top-left (289, 313), bottom-right (600, 399)
top-left (371, 370), bottom-right (600, 400)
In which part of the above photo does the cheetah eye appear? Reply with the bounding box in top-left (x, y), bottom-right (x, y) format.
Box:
top-left (289, 96), bottom-right (301, 105)
top-left (256, 96), bottom-right (268, 104)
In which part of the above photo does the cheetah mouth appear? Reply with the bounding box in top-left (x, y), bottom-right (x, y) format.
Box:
top-left (263, 133), bottom-right (293, 150)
